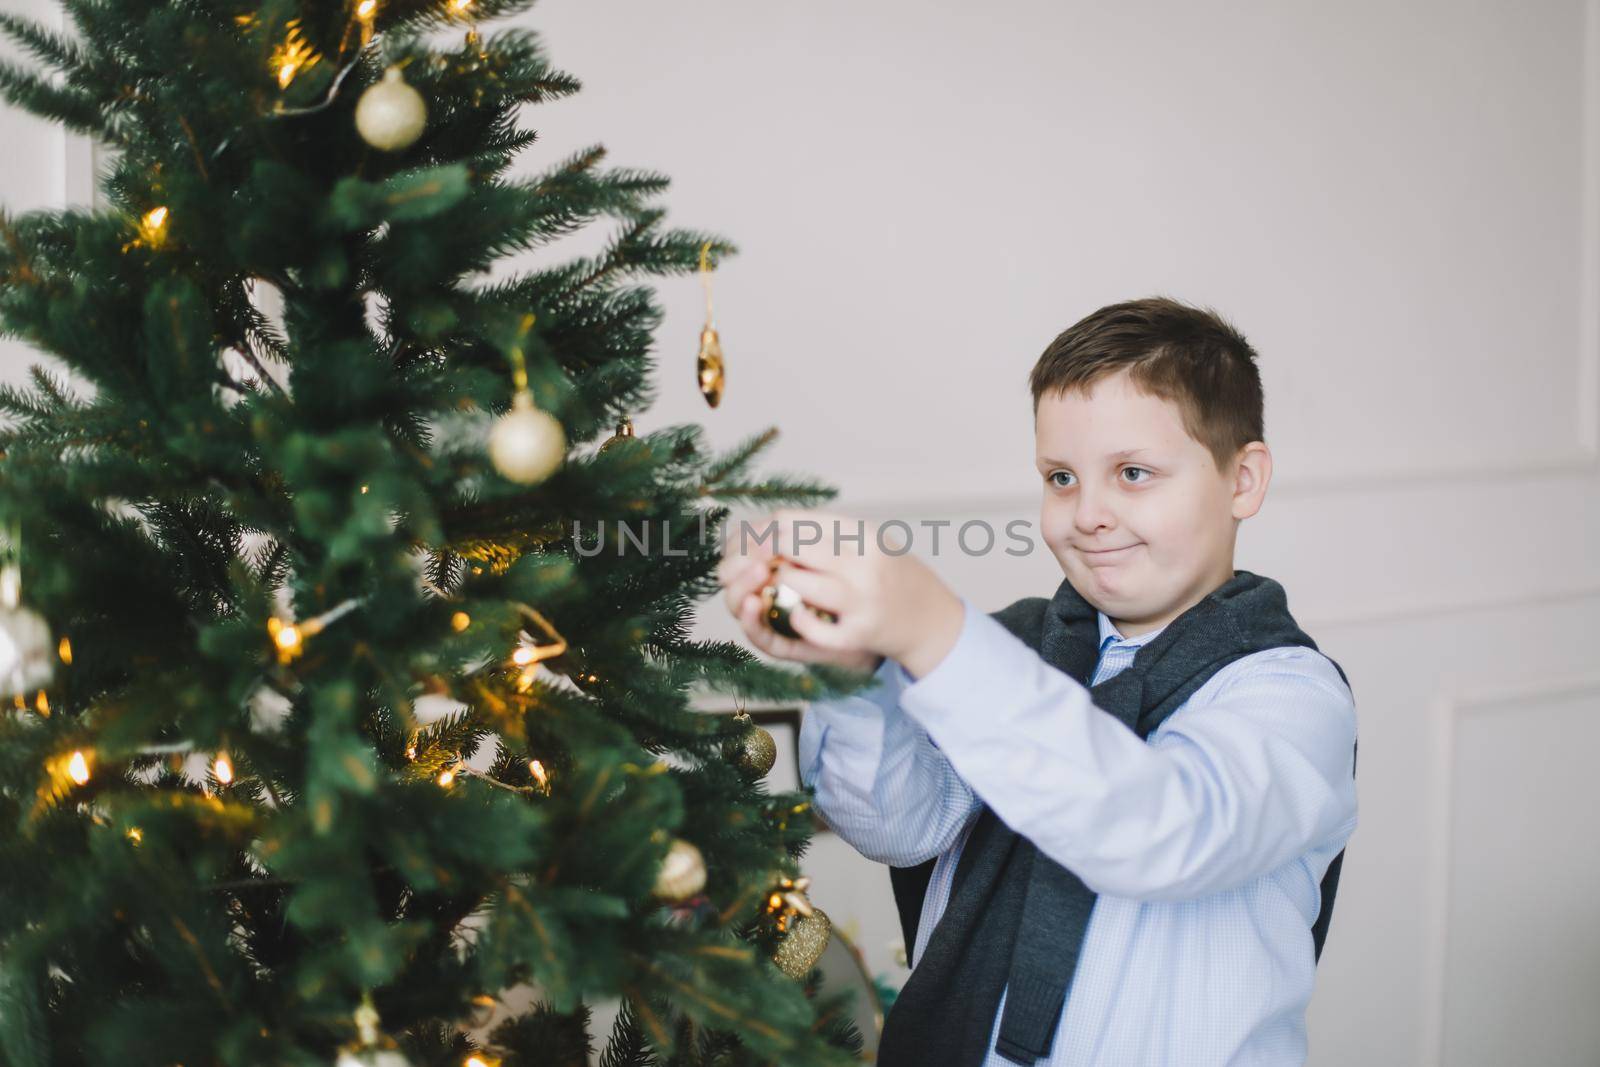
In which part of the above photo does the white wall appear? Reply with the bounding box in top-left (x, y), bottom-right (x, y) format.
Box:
top-left (4, 0), bottom-right (1597, 1063)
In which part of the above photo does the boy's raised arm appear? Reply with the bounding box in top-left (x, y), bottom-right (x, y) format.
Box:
top-left (797, 657), bottom-right (982, 868)
top-left (891, 598), bottom-right (1358, 901)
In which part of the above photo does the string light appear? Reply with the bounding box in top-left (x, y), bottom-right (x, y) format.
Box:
top-left (450, 611), bottom-right (471, 632)
top-left (213, 752), bottom-right (234, 785)
top-left (268, 618), bottom-right (303, 662)
top-left (34, 690), bottom-right (48, 717)
top-left (437, 766), bottom-right (457, 789)
top-left (509, 603), bottom-right (568, 690)
top-left (272, 23), bottom-right (319, 89)
top-left (464, 1056), bottom-right (500, 1067)
top-left (66, 750), bottom-right (90, 785)
top-left (528, 759), bottom-right (549, 794)
top-left (354, 0), bottom-right (378, 45)
top-left (449, 0), bottom-right (474, 14)
top-left (359, 484), bottom-right (369, 494)
top-left (125, 826), bottom-right (143, 845)
top-left (267, 598), bottom-right (361, 664)
top-left (57, 636), bottom-right (71, 664)
top-left (137, 206), bottom-right (169, 248)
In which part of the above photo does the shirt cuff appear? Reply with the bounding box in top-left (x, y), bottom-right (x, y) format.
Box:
top-left (797, 654), bottom-right (908, 787)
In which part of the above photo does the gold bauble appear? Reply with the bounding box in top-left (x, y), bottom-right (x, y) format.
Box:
top-left (696, 325), bottom-right (724, 407)
top-left (727, 710), bottom-right (777, 778)
top-left (772, 906), bottom-right (831, 979)
top-left (598, 417), bottom-right (636, 454)
top-left (489, 391), bottom-right (566, 485)
top-left (355, 66), bottom-right (427, 152)
top-left (760, 580), bottom-right (837, 639)
top-left (651, 837), bottom-right (707, 901)
top-left (0, 604), bottom-right (54, 698)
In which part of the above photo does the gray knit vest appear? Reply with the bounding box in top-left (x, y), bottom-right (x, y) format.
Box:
top-left (879, 570), bottom-right (1352, 1066)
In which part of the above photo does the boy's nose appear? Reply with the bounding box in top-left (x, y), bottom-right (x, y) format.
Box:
top-left (1072, 490), bottom-right (1116, 534)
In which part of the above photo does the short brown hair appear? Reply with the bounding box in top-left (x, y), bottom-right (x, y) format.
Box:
top-left (1030, 296), bottom-right (1264, 472)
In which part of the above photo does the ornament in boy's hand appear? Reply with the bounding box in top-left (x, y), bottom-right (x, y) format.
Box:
top-left (761, 579), bottom-right (838, 638)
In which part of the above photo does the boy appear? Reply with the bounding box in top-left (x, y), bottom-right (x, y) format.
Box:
top-left (717, 297), bottom-right (1358, 1066)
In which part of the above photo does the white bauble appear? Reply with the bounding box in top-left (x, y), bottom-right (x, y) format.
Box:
top-left (0, 604), bottom-right (53, 698)
top-left (652, 838), bottom-right (707, 901)
top-left (336, 1048), bottom-right (412, 1067)
top-left (355, 67), bottom-right (427, 152)
top-left (489, 392), bottom-right (566, 485)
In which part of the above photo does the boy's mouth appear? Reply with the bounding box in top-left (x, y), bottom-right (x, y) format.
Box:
top-left (1080, 543), bottom-right (1141, 563)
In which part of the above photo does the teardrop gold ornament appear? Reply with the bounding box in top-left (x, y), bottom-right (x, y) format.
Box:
top-left (696, 326), bottom-right (724, 408)
top-left (696, 242), bottom-right (724, 407)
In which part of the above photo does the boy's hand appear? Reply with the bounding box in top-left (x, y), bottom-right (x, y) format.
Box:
top-left (716, 550), bottom-right (884, 673)
top-left (721, 509), bottom-right (965, 680)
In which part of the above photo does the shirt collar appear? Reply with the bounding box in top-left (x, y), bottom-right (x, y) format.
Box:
top-left (1097, 610), bottom-right (1167, 651)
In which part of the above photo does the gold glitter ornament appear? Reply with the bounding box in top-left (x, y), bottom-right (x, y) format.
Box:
top-left (651, 837), bottom-right (707, 901)
top-left (726, 706), bottom-right (776, 779)
top-left (489, 391), bottom-right (566, 485)
top-left (695, 243), bottom-right (725, 407)
top-left (764, 874), bottom-right (831, 979)
top-left (355, 66), bottom-right (427, 151)
top-left (772, 906), bottom-right (831, 979)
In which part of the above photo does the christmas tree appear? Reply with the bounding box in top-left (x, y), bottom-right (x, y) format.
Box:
top-left (0, 0), bottom-right (872, 1063)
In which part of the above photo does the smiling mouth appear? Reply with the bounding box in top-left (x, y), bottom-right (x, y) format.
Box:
top-left (1080, 544), bottom-right (1140, 560)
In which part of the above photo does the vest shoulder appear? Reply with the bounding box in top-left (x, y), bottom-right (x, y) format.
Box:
top-left (987, 595), bottom-right (1051, 643)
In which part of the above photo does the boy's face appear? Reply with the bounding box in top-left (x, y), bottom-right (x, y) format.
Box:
top-left (1033, 368), bottom-right (1268, 637)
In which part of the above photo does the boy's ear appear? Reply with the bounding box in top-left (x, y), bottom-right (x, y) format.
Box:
top-left (1229, 442), bottom-right (1272, 520)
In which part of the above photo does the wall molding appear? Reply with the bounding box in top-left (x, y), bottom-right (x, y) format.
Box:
top-left (836, 446), bottom-right (1600, 521)
top-left (1303, 583), bottom-right (1600, 633)
top-left (1421, 670), bottom-right (1600, 1066)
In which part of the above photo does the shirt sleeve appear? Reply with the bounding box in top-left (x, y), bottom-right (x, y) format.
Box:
top-left (895, 597), bottom-right (1359, 901)
top-left (798, 655), bottom-right (983, 867)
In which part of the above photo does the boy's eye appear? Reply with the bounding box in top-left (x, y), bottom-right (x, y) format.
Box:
top-left (1047, 468), bottom-right (1150, 487)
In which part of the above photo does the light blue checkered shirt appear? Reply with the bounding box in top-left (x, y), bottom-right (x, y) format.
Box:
top-left (798, 596), bottom-right (1357, 1066)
